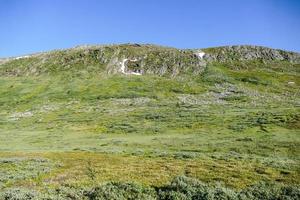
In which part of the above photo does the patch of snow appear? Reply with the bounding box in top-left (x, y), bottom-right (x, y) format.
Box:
top-left (120, 59), bottom-right (129, 73)
top-left (129, 71), bottom-right (142, 75)
top-left (196, 52), bottom-right (205, 59)
top-left (120, 58), bottom-right (142, 75)
top-left (15, 55), bottom-right (30, 60)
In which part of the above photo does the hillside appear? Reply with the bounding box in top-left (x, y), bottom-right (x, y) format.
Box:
top-left (0, 44), bottom-right (299, 199)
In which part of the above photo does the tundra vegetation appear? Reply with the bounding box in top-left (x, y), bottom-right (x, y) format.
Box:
top-left (0, 44), bottom-right (299, 199)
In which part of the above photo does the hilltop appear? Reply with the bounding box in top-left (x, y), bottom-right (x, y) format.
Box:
top-left (0, 44), bottom-right (299, 77)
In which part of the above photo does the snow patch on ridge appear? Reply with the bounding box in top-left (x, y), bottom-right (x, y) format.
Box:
top-left (196, 52), bottom-right (205, 59)
top-left (120, 58), bottom-right (142, 75)
top-left (15, 55), bottom-right (31, 60)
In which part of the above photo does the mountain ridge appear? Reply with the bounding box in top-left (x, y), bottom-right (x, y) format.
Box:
top-left (0, 44), bottom-right (299, 77)
top-left (1, 44), bottom-right (299, 59)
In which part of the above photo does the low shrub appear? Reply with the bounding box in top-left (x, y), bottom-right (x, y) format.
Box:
top-left (85, 182), bottom-right (156, 200)
top-left (0, 188), bottom-right (38, 200)
top-left (1, 176), bottom-right (299, 200)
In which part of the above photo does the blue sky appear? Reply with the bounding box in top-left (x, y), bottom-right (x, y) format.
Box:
top-left (0, 0), bottom-right (299, 57)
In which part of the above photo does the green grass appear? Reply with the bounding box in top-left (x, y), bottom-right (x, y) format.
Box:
top-left (0, 48), bottom-right (299, 198)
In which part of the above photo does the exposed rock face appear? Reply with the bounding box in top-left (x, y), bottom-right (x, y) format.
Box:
top-left (201, 45), bottom-right (300, 63)
top-left (104, 44), bottom-right (206, 76)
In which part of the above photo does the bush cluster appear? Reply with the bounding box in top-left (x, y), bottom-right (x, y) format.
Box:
top-left (1, 176), bottom-right (299, 200)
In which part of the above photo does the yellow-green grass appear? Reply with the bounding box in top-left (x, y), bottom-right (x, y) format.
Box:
top-left (1, 151), bottom-right (299, 190)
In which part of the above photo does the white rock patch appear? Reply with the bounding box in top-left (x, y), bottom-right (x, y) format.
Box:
top-left (9, 111), bottom-right (33, 121)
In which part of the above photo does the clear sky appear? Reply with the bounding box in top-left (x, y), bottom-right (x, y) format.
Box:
top-left (0, 0), bottom-right (300, 57)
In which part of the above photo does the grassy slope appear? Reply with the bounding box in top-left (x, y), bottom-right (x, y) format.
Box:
top-left (0, 45), bottom-right (299, 196)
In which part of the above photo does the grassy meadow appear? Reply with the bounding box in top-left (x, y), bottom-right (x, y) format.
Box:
top-left (0, 47), bottom-right (299, 199)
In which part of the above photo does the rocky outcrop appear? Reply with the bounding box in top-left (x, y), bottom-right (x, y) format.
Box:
top-left (201, 45), bottom-right (300, 63)
top-left (105, 45), bottom-right (206, 76)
